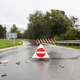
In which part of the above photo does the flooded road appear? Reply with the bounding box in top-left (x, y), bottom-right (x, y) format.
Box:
top-left (0, 40), bottom-right (80, 80)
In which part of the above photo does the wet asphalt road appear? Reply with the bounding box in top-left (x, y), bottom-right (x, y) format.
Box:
top-left (0, 40), bottom-right (80, 80)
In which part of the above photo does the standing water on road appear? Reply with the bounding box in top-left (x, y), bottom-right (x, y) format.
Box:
top-left (0, 40), bottom-right (80, 80)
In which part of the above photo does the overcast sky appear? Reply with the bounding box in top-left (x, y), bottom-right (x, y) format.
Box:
top-left (0, 0), bottom-right (80, 29)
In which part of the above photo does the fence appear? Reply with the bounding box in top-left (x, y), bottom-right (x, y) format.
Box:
top-left (36, 38), bottom-right (56, 44)
top-left (36, 39), bottom-right (80, 46)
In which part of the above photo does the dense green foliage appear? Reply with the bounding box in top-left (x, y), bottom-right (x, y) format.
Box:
top-left (61, 28), bottom-right (80, 40)
top-left (24, 9), bottom-right (80, 40)
top-left (10, 24), bottom-right (18, 32)
top-left (0, 24), bottom-right (6, 38)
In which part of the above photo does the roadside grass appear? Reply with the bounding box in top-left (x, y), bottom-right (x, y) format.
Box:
top-left (56, 43), bottom-right (80, 49)
top-left (0, 39), bottom-right (23, 49)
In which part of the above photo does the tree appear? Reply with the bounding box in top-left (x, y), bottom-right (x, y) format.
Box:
top-left (26, 9), bottom-right (71, 39)
top-left (61, 28), bottom-right (80, 40)
top-left (0, 25), bottom-right (6, 38)
top-left (23, 29), bottom-right (29, 39)
top-left (15, 30), bottom-right (23, 38)
top-left (10, 24), bottom-right (18, 33)
top-left (10, 24), bottom-right (23, 38)
top-left (27, 10), bottom-right (44, 39)
top-left (50, 10), bottom-right (70, 37)
top-left (70, 16), bottom-right (80, 28)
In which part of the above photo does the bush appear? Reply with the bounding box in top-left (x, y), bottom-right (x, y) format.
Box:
top-left (61, 28), bottom-right (80, 40)
top-left (53, 36), bottom-right (62, 40)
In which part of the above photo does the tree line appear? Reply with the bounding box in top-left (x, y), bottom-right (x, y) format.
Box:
top-left (0, 24), bottom-right (23, 39)
top-left (0, 9), bottom-right (80, 40)
top-left (24, 9), bottom-right (80, 40)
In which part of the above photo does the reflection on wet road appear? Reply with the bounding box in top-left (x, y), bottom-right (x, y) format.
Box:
top-left (0, 40), bottom-right (80, 80)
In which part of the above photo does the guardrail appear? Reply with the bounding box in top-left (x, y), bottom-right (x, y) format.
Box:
top-left (55, 40), bottom-right (80, 46)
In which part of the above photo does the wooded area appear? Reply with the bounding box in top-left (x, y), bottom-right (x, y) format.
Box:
top-left (24, 9), bottom-right (80, 40)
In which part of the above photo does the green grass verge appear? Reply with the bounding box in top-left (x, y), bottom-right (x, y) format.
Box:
top-left (56, 44), bottom-right (80, 49)
top-left (0, 39), bottom-right (23, 49)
